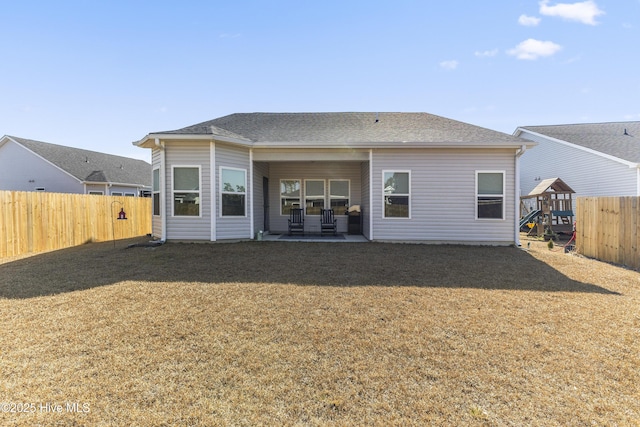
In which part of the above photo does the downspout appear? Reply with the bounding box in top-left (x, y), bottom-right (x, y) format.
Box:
top-left (515, 145), bottom-right (527, 246)
top-left (155, 138), bottom-right (167, 241)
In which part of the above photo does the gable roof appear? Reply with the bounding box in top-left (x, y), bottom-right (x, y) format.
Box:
top-left (525, 177), bottom-right (575, 198)
top-left (4, 136), bottom-right (151, 187)
top-left (136, 112), bottom-right (531, 148)
top-left (517, 122), bottom-right (640, 163)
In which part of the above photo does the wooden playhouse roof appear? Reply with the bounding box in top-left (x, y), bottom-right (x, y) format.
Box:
top-left (524, 177), bottom-right (575, 198)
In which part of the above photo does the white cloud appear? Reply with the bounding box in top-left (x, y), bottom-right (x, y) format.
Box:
top-left (475, 49), bottom-right (499, 58)
top-left (507, 38), bottom-right (562, 60)
top-left (539, 0), bottom-right (605, 25)
top-left (518, 14), bottom-right (541, 26)
top-left (439, 60), bottom-right (459, 70)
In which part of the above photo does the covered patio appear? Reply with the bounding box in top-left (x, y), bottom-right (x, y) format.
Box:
top-left (260, 232), bottom-right (369, 242)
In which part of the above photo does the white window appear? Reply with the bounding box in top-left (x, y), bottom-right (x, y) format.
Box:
top-left (280, 179), bottom-right (301, 215)
top-left (476, 171), bottom-right (505, 219)
top-left (329, 180), bottom-right (350, 213)
top-left (173, 166), bottom-right (200, 216)
top-left (88, 191), bottom-right (104, 195)
top-left (124, 192), bottom-right (135, 197)
top-left (383, 171), bottom-right (410, 218)
top-left (220, 167), bottom-right (246, 217)
top-left (111, 192), bottom-right (123, 196)
top-left (152, 168), bottom-right (160, 216)
top-left (305, 179), bottom-right (325, 215)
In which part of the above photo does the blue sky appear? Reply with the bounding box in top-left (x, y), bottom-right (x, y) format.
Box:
top-left (1, 0), bottom-right (638, 161)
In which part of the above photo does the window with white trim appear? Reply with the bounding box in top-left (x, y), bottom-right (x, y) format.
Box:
top-left (280, 179), bottom-right (301, 215)
top-left (88, 191), bottom-right (104, 195)
top-left (476, 171), bottom-right (505, 219)
top-left (220, 167), bottom-right (246, 216)
top-left (305, 179), bottom-right (325, 215)
top-left (383, 171), bottom-right (410, 218)
top-left (111, 192), bottom-right (123, 196)
top-left (329, 180), bottom-right (350, 212)
top-left (152, 168), bottom-right (160, 216)
top-left (173, 166), bottom-right (200, 216)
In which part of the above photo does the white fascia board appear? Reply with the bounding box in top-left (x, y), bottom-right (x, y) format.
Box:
top-left (251, 141), bottom-right (530, 149)
top-left (8, 136), bottom-right (84, 184)
top-left (0, 135), bottom-right (12, 148)
top-left (134, 134), bottom-right (253, 148)
top-left (517, 128), bottom-right (638, 168)
top-left (133, 133), bottom-right (531, 150)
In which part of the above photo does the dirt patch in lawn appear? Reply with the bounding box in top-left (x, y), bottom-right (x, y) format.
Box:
top-left (0, 235), bottom-right (638, 426)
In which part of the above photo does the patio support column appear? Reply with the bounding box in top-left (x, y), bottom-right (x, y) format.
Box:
top-left (210, 140), bottom-right (216, 241)
top-left (249, 148), bottom-right (254, 239)
top-left (155, 138), bottom-right (167, 241)
top-left (369, 149), bottom-right (374, 240)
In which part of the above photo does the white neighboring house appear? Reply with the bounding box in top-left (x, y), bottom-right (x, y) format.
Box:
top-left (134, 112), bottom-right (535, 245)
top-left (0, 135), bottom-right (151, 196)
top-left (515, 122), bottom-right (640, 198)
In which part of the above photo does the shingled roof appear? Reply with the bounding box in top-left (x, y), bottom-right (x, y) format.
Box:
top-left (144, 112), bottom-right (528, 147)
top-left (519, 122), bottom-right (640, 163)
top-left (8, 136), bottom-right (151, 186)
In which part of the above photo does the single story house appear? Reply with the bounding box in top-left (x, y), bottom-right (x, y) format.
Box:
top-left (515, 121), bottom-right (640, 197)
top-left (134, 112), bottom-right (535, 245)
top-left (0, 135), bottom-right (152, 196)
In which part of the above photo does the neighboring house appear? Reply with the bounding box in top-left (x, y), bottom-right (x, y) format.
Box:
top-left (0, 135), bottom-right (151, 196)
top-left (134, 112), bottom-right (535, 245)
top-left (515, 122), bottom-right (640, 198)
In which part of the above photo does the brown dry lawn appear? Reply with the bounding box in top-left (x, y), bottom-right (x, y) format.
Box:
top-left (0, 235), bottom-right (638, 426)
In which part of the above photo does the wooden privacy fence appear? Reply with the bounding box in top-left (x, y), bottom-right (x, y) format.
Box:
top-left (576, 196), bottom-right (640, 270)
top-left (0, 191), bottom-right (152, 258)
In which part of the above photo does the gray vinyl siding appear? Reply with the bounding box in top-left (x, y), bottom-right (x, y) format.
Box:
top-left (215, 144), bottom-right (252, 240)
top-left (268, 162), bottom-right (362, 234)
top-left (519, 132), bottom-right (638, 197)
top-left (151, 148), bottom-right (163, 239)
top-left (0, 140), bottom-right (83, 193)
top-left (371, 148), bottom-right (516, 244)
top-left (164, 142), bottom-right (211, 240)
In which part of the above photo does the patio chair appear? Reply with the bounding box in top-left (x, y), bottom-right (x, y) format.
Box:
top-left (320, 208), bottom-right (337, 235)
top-left (288, 208), bottom-right (304, 235)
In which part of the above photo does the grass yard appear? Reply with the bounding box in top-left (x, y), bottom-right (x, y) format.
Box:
top-left (0, 235), bottom-right (639, 426)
